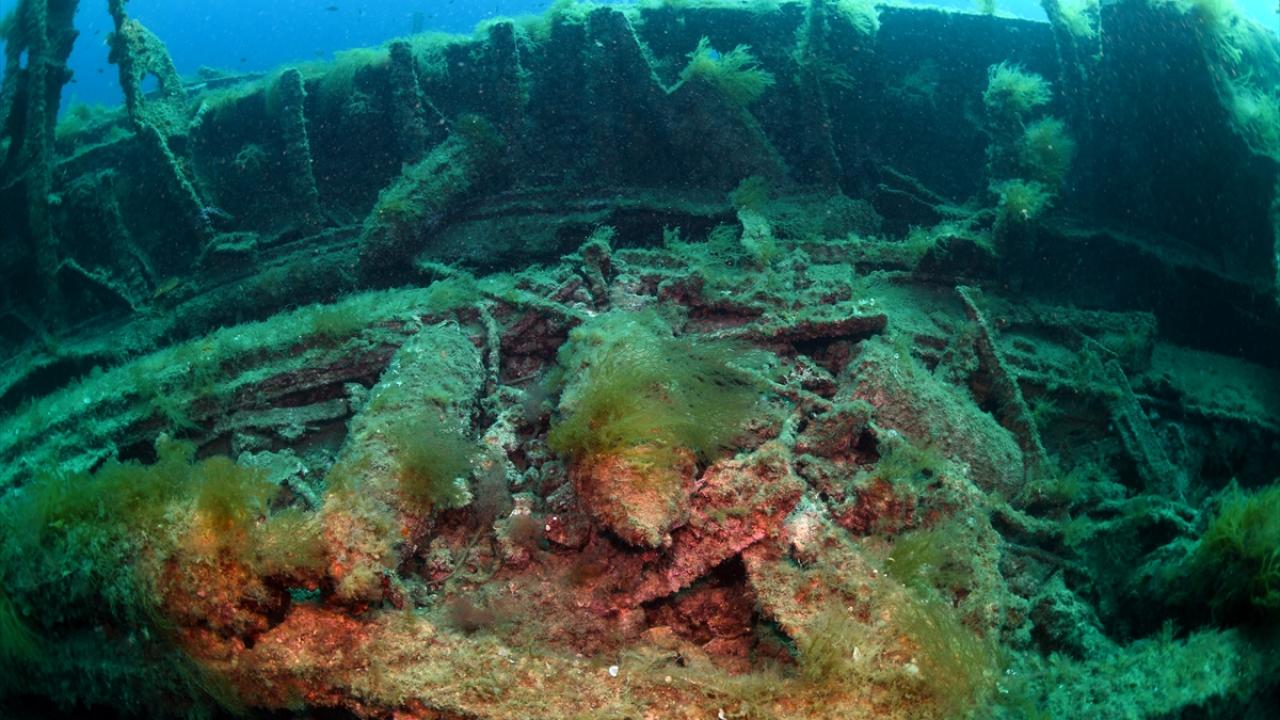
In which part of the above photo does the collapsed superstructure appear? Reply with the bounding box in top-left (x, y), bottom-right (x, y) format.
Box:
top-left (1, 1), bottom-right (1278, 718)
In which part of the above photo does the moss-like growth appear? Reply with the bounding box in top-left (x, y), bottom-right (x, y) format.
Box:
top-left (1021, 458), bottom-right (1120, 509)
top-left (738, 209), bottom-right (781, 268)
top-left (983, 62), bottom-right (1052, 123)
top-left (389, 419), bottom-right (475, 512)
top-left (893, 594), bottom-right (1002, 716)
top-left (307, 302), bottom-right (368, 340)
top-left (549, 311), bottom-right (765, 546)
top-left (548, 311), bottom-right (763, 469)
top-left (248, 508), bottom-right (326, 578)
top-left (54, 102), bottom-right (121, 150)
top-left (193, 455), bottom-right (278, 533)
top-left (1226, 82), bottom-right (1280, 158)
top-left (730, 175), bottom-right (770, 212)
top-left (881, 519), bottom-right (1000, 713)
top-left (796, 604), bottom-right (880, 686)
top-left (3, 437), bottom-right (325, 636)
top-left (36, 439), bottom-right (284, 565)
top-left (991, 178), bottom-right (1052, 225)
top-left (835, 0), bottom-right (881, 36)
top-left (887, 526), bottom-right (957, 588)
top-left (875, 435), bottom-right (946, 484)
top-left (982, 60), bottom-right (1072, 241)
top-left (423, 273), bottom-right (483, 312)
top-left (370, 122), bottom-right (495, 229)
top-left (1057, 0), bottom-right (1099, 38)
top-left (1018, 117), bottom-right (1076, 185)
top-left (679, 37), bottom-right (776, 106)
top-left (885, 520), bottom-right (972, 594)
top-left (28, 437), bottom-right (197, 540)
top-left (0, 584), bottom-right (38, 670)
top-left (1170, 0), bottom-right (1239, 37)
top-left (312, 47), bottom-right (390, 117)
top-left (1189, 481), bottom-right (1280, 616)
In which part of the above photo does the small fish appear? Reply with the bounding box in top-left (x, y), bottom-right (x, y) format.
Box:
top-left (325, 4), bottom-right (339, 10)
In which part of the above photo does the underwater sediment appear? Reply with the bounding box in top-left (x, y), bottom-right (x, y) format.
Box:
top-left (1, 0), bottom-right (1280, 718)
